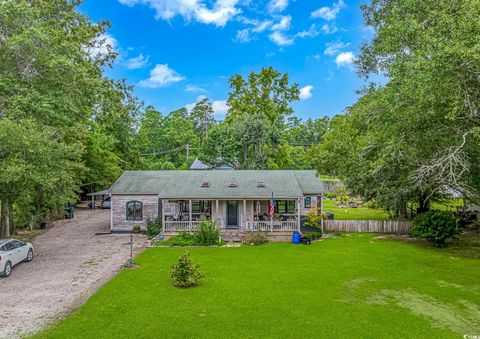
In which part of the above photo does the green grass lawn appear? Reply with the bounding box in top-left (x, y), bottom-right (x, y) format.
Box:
top-left (323, 199), bottom-right (390, 220)
top-left (36, 234), bottom-right (480, 338)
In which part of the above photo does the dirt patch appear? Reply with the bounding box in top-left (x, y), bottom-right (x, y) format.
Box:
top-left (367, 289), bottom-right (480, 335)
top-left (341, 277), bottom-right (480, 336)
top-left (0, 209), bottom-right (146, 338)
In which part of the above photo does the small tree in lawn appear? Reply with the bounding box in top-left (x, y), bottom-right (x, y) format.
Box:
top-left (303, 207), bottom-right (326, 234)
top-left (410, 211), bottom-right (461, 247)
top-left (170, 251), bottom-right (203, 288)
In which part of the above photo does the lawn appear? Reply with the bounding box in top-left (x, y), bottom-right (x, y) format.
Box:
top-left (36, 234), bottom-right (480, 338)
top-left (323, 199), bottom-right (390, 220)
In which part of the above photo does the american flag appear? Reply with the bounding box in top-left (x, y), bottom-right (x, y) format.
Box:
top-left (269, 192), bottom-right (275, 221)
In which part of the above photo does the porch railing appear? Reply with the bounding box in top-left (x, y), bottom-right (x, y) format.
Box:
top-left (164, 221), bottom-right (201, 232)
top-left (245, 220), bottom-right (298, 232)
top-left (164, 220), bottom-right (298, 232)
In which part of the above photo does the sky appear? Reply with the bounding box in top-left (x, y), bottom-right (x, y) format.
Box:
top-left (80, 0), bottom-right (373, 120)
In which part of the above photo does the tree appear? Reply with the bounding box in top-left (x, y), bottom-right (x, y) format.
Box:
top-left (0, 0), bottom-right (143, 230)
top-left (0, 119), bottom-right (83, 236)
top-left (137, 108), bottom-right (200, 169)
top-left (411, 211), bottom-right (461, 247)
top-left (190, 98), bottom-right (215, 147)
top-left (222, 67), bottom-right (300, 169)
top-left (227, 67), bottom-right (299, 124)
top-left (170, 251), bottom-right (203, 288)
top-left (357, 0), bottom-right (480, 201)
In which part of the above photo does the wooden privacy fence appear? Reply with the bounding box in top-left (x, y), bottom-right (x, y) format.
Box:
top-left (324, 220), bottom-right (413, 234)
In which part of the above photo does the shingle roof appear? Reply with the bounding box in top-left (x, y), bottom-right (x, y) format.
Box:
top-left (109, 170), bottom-right (326, 199)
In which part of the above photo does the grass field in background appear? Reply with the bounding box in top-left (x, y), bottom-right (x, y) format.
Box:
top-left (323, 200), bottom-right (390, 220)
top-left (37, 234), bottom-right (480, 338)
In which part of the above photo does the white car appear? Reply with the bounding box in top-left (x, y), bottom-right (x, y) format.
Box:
top-left (0, 239), bottom-right (34, 277)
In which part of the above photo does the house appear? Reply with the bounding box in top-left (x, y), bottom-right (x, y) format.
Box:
top-left (108, 170), bottom-right (327, 239)
top-left (189, 157), bottom-right (238, 170)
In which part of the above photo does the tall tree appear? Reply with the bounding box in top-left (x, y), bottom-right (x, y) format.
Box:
top-left (190, 98), bottom-right (215, 147)
top-left (0, 0), bottom-right (140, 229)
top-left (221, 67), bottom-right (300, 168)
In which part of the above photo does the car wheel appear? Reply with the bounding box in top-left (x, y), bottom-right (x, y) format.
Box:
top-left (3, 261), bottom-right (12, 277)
top-left (25, 249), bottom-right (34, 262)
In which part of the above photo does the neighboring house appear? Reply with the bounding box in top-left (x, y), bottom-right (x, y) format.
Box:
top-left (108, 170), bottom-right (327, 238)
top-left (189, 158), bottom-right (238, 170)
top-left (189, 158), bottom-right (210, 170)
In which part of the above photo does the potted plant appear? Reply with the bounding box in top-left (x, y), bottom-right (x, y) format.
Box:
top-left (132, 225), bottom-right (141, 234)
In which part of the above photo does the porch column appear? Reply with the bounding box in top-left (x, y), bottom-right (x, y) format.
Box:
top-left (243, 199), bottom-right (247, 230)
top-left (297, 198), bottom-right (301, 233)
top-left (189, 200), bottom-right (192, 231)
top-left (270, 200), bottom-right (274, 233)
top-left (161, 199), bottom-right (165, 233)
top-left (215, 199), bottom-right (219, 228)
top-left (320, 194), bottom-right (324, 234)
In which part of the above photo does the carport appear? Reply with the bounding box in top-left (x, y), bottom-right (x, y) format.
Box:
top-left (87, 190), bottom-right (110, 209)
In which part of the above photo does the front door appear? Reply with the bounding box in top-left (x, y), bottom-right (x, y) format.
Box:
top-left (227, 201), bottom-right (238, 228)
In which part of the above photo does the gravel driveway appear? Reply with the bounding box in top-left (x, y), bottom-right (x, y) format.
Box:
top-left (0, 209), bottom-right (146, 338)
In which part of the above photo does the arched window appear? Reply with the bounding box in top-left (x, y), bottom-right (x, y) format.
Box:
top-left (126, 201), bottom-right (143, 221)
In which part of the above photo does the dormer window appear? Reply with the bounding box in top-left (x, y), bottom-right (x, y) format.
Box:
top-left (257, 181), bottom-right (265, 188)
top-left (201, 182), bottom-right (210, 188)
top-left (228, 182), bottom-right (238, 188)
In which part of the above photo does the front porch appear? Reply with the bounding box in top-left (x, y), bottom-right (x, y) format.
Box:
top-left (161, 198), bottom-right (302, 233)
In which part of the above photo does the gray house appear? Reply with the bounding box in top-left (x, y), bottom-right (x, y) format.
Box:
top-left (109, 170), bottom-right (326, 238)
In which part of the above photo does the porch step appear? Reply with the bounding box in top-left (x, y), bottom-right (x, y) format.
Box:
top-left (220, 232), bottom-right (243, 242)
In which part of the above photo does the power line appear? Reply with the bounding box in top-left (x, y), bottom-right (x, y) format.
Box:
top-left (141, 144), bottom-right (199, 162)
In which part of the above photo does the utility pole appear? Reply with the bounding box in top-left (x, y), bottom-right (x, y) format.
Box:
top-left (184, 144), bottom-right (191, 162)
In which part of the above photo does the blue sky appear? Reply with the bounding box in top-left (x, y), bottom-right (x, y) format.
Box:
top-left (81, 0), bottom-right (372, 120)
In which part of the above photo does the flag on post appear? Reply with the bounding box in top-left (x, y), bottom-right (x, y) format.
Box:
top-left (269, 192), bottom-right (275, 221)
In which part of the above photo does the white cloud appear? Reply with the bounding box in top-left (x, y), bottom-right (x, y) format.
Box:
top-left (124, 54), bottom-right (149, 69)
top-left (118, 0), bottom-right (241, 27)
top-left (139, 64), bottom-right (185, 88)
top-left (234, 28), bottom-right (252, 43)
top-left (269, 31), bottom-right (294, 46)
top-left (320, 24), bottom-right (338, 34)
top-left (271, 15), bottom-right (291, 31)
top-left (324, 41), bottom-right (349, 56)
top-left (295, 24), bottom-right (319, 38)
top-left (311, 0), bottom-right (345, 21)
top-left (299, 85), bottom-right (314, 100)
top-left (86, 33), bottom-right (118, 60)
top-left (252, 20), bottom-right (272, 33)
top-left (268, 15), bottom-right (293, 46)
top-left (268, 0), bottom-right (289, 13)
top-left (185, 84), bottom-right (207, 93)
top-left (212, 100), bottom-right (228, 116)
top-left (335, 51), bottom-right (355, 67)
